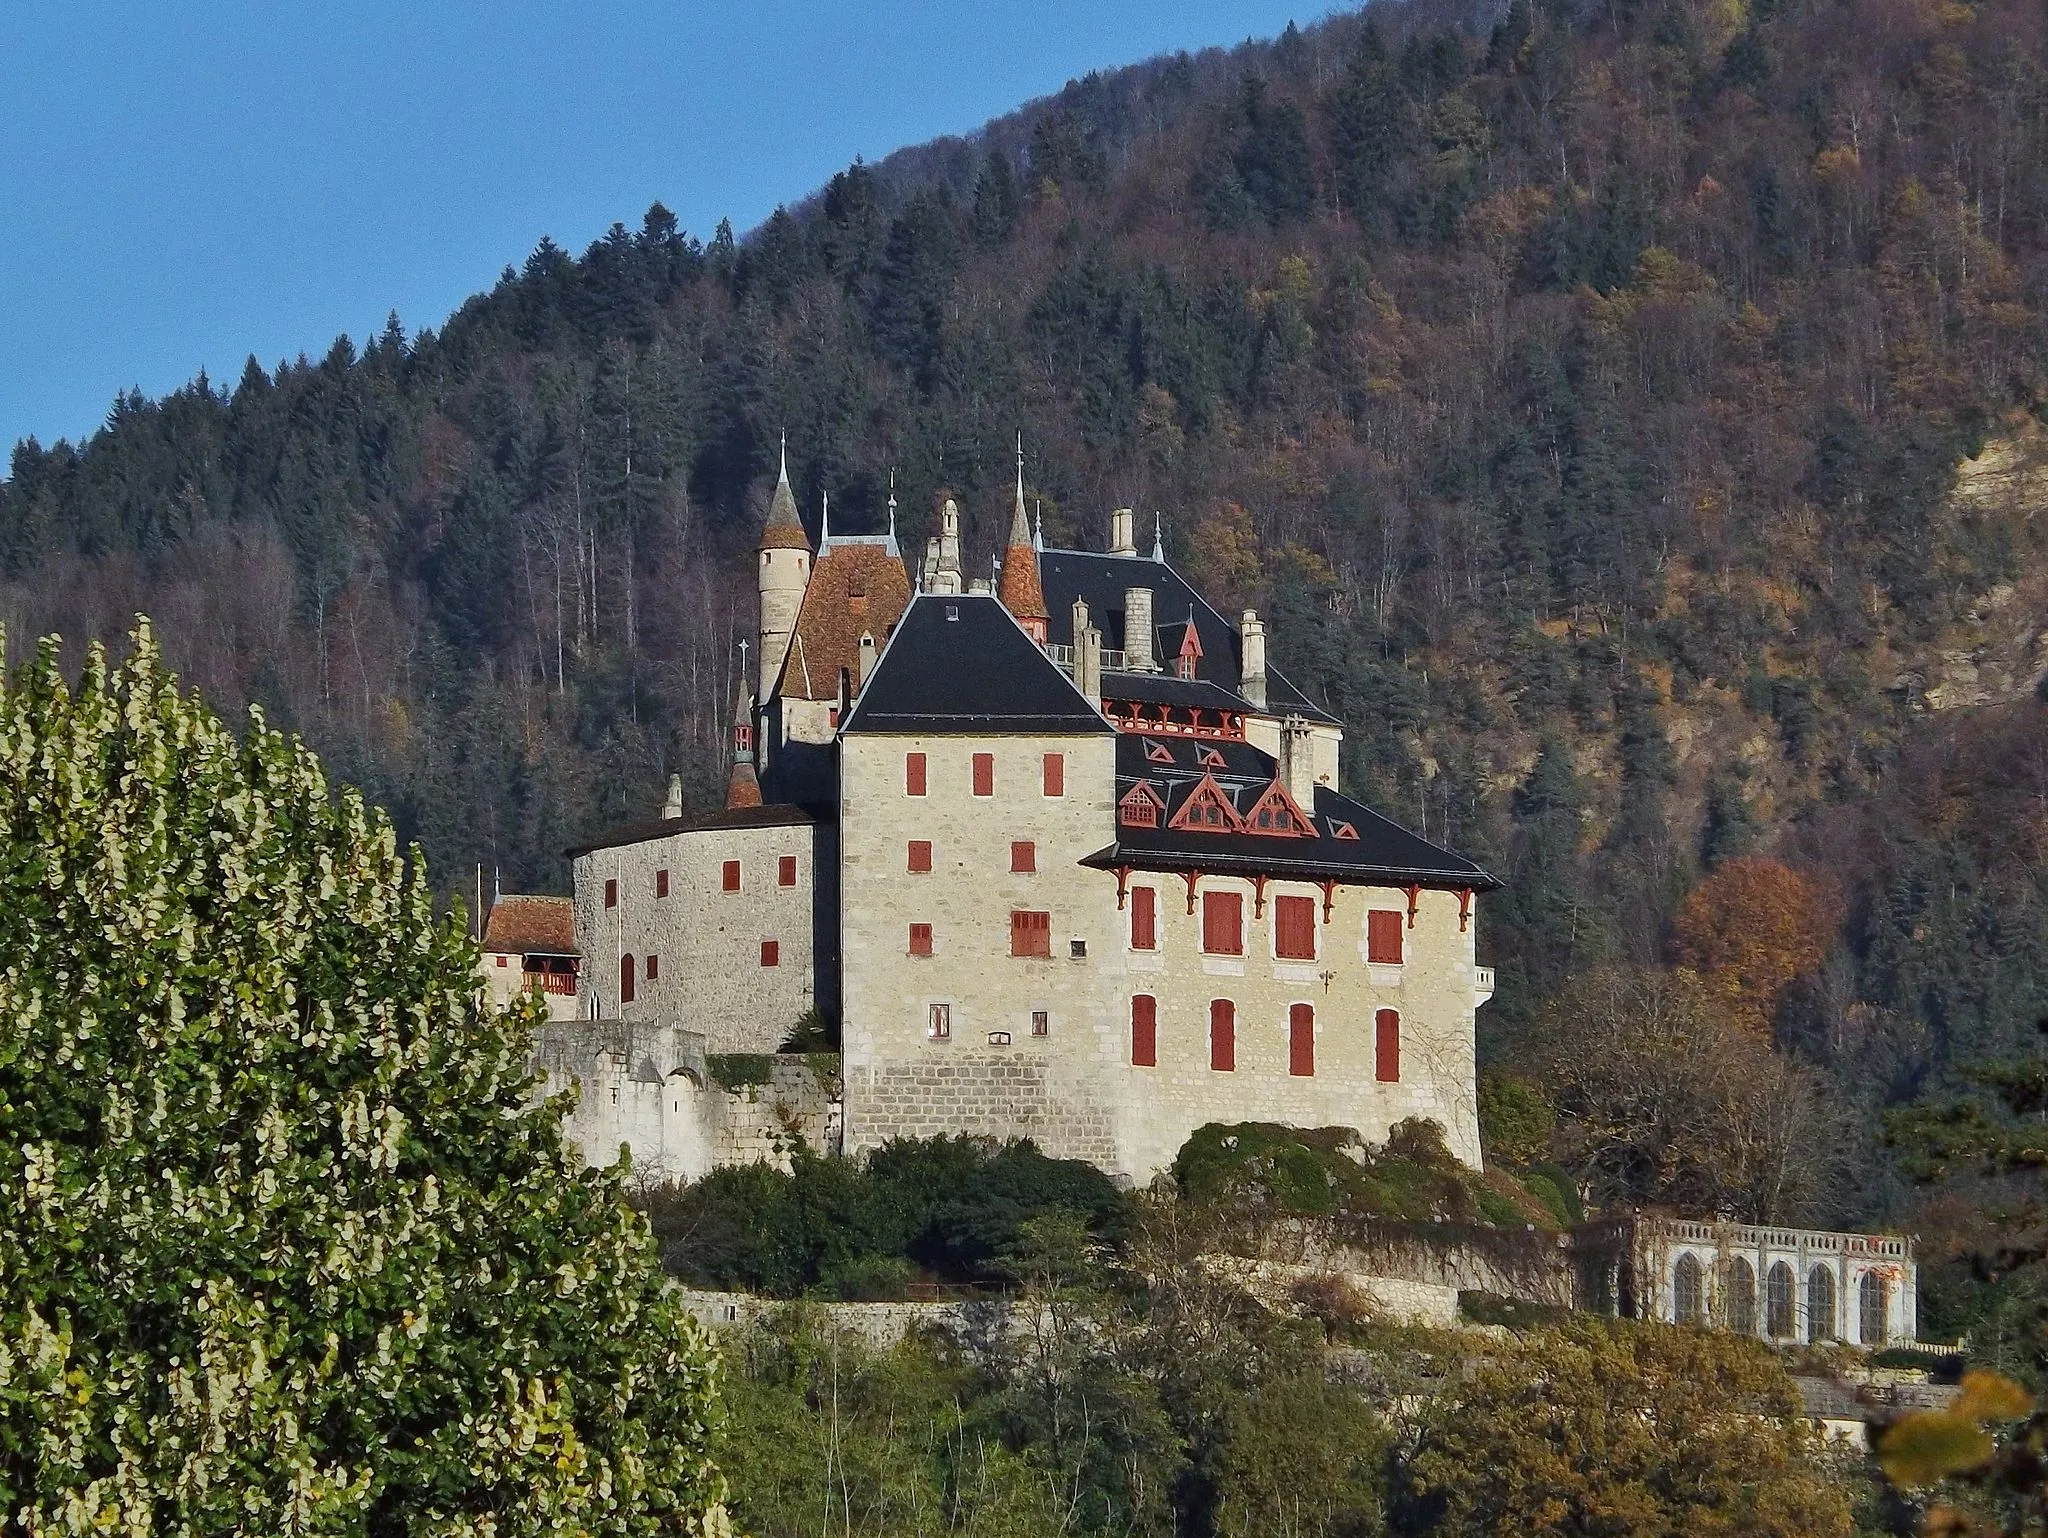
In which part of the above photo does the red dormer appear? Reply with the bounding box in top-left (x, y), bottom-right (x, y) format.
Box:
top-left (1176, 622), bottom-right (1203, 680)
top-left (1119, 780), bottom-right (1167, 828)
top-left (1167, 773), bottom-right (1243, 834)
top-left (1242, 778), bottom-right (1316, 837)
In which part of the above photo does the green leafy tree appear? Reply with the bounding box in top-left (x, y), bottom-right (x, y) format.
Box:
top-left (0, 624), bottom-right (729, 1534)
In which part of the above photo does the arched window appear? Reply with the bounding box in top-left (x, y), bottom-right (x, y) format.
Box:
top-left (1727, 1258), bottom-right (1757, 1336)
top-left (1673, 1253), bottom-right (1704, 1326)
top-left (620, 953), bottom-right (636, 1006)
top-left (1765, 1261), bottom-right (1795, 1338)
top-left (1807, 1265), bottom-right (1836, 1343)
top-left (1859, 1272), bottom-right (1889, 1346)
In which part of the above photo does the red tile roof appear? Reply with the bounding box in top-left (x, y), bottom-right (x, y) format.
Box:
top-left (482, 895), bottom-right (577, 955)
top-left (778, 543), bottom-right (912, 701)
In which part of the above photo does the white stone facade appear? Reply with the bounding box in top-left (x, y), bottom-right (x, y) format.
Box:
top-left (571, 812), bottom-right (821, 1054)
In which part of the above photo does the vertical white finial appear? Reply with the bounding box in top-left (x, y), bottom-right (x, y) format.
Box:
top-left (1152, 511), bottom-right (1164, 562)
top-left (778, 430), bottom-right (788, 483)
top-left (1033, 499), bottom-right (1043, 553)
top-left (821, 488), bottom-right (830, 545)
top-left (1016, 431), bottom-right (1025, 503)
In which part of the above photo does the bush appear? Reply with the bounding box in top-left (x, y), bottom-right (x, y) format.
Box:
top-left (1478, 1071), bottom-right (1556, 1167)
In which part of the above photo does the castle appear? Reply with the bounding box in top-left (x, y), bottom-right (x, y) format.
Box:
top-left (531, 450), bottom-right (1499, 1186)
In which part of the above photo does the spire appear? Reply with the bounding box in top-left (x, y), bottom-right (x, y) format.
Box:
top-left (760, 436), bottom-right (810, 552)
top-left (725, 679), bottom-right (762, 810)
top-left (997, 440), bottom-right (1048, 639)
top-left (886, 469), bottom-right (899, 552)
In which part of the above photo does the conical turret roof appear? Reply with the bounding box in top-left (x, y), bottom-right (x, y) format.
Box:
top-left (760, 440), bottom-right (811, 552)
top-left (996, 463), bottom-right (1047, 623)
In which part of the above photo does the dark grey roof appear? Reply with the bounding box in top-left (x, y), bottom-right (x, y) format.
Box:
top-left (1037, 549), bottom-right (1338, 725)
top-left (840, 592), bottom-right (1115, 736)
top-left (1083, 732), bottom-right (1497, 889)
top-left (1100, 672), bottom-right (1252, 714)
top-left (566, 802), bottom-right (816, 859)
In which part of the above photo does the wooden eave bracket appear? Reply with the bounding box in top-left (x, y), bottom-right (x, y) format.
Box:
top-left (1182, 870), bottom-right (1203, 914)
top-left (1115, 866), bottom-right (1132, 911)
top-left (1458, 887), bottom-right (1473, 933)
top-left (1251, 874), bottom-right (1268, 919)
top-left (1319, 879), bottom-right (1338, 922)
top-left (1404, 884), bottom-right (1421, 928)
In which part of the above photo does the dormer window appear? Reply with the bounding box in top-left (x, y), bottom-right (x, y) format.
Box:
top-left (1167, 774), bottom-right (1242, 834)
top-left (1196, 745), bottom-right (1226, 769)
top-left (1329, 819), bottom-right (1358, 840)
top-left (1145, 740), bottom-right (1174, 765)
top-left (1119, 781), bottom-right (1166, 829)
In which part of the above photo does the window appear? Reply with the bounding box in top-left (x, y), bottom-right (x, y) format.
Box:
top-left (1766, 1262), bottom-right (1795, 1338)
top-left (1674, 1254), bottom-right (1704, 1326)
top-left (1728, 1258), bottom-right (1758, 1336)
top-left (721, 859), bottom-right (740, 892)
top-left (928, 1003), bottom-right (951, 1040)
top-left (1011, 910), bottom-right (1052, 958)
top-left (1170, 776), bottom-right (1241, 832)
top-left (1368, 910), bottom-right (1405, 965)
top-left (1374, 1008), bottom-right (1401, 1082)
top-left (1130, 995), bottom-right (1158, 1065)
top-left (645, 954), bottom-right (659, 981)
top-left (620, 954), bottom-right (636, 1005)
top-left (1209, 999), bottom-right (1235, 1072)
top-left (972, 752), bottom-right (994, 797)
top-left (908, 840), bottom-right (933, 874)
top-left (909, 923), bottom-right (933, 957)
top-left (1330, 820), bottom-right (1358, 840)
top-left (760, 940), bottom-right (779, 968)
top-left (1288, 1003), bottom-right (1314, 1077)
top-left (1031, 1010), bottom-right (1049, 1037)
top-left (1807, 1266), bottom-right (1836, 1343)
top-left (655, 869), bottom-right (669, 899)
top-left (906, 752), bottom-right (928, 796)
top-left (1130, 885), bottom-right (1157, 950)
top-left (605, 878), bottom-right (618, 909)
top-left (1011, 840), bottom-right (1036, 873)
top-left (1202, 891), bottom-right (1243, 955)
top-left (1859, 1272), bottom-right (1888, 1346)
top-left (1069, 938), bottom-right (1087, 958)
top-left (1119, 781), bottom-right (1164, 827)
top-left (1275, 895), bottom-right (1316, 960)
top-left (779, 855), bottom-right (797, 887)
top-left (1043, 753), bottom-right (1064, 797)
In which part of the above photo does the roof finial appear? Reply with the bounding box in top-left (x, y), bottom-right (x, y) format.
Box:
top-left (778, 429), bottom-right (788, 483)
top-left (887, 468), bottom-right (898, 531)
top-left (821, 488), bottom-right (830, 545)
top-left (1152, 510), bottom-right (1164, 562)
top-left (1016, 431), bottom-right (1025, 505)
top-left (1033, 498), bottom-right (1044, 553)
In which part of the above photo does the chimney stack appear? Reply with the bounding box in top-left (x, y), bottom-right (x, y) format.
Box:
top-left (1279, 714), bottom-right (1316, 810)
top-left (1080, 624), bottom-right (1103, 707)
top-left (662, 773), bottom-right (685, 821)
top-left (1239, 610), bottom-right (1267, 708)
top-left (930, 493), bottom-right (964, 594)
top-left (1124, 587), bottom-right (1156, 671)
top-left (857, 630), bottom-right (877, 691)
top-left (1109, 508), bottom-right (1137, 557)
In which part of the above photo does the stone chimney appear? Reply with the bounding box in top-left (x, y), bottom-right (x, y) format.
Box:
top-left (931, 493), bottom-right (964, 595)
top-left (857, 630), bottom-right (877, 691)
top-left (1239, 610), bottom-right (1267, 708)
top-left (1279, 714), bottom-right (1316, 810)
top-left (1124, 586), bottom-right (1156, 671)
top-left (662, 773), bottom-right (684, 820)
top-left (1079, 621), bottom-right (1103, 708)
top-left (1109, 508), bottom-right (1137, 557)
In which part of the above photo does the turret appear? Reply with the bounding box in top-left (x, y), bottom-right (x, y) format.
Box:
top-left (726, 684), bottom-right (763, 810)
top-left (757, 437), bottom-right (812, 697)
top-left (997, 440), bottom-right (1048, 643)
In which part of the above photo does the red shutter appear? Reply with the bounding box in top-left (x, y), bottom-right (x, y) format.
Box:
top-left (604, 878), bottom-right (618, 909)
top-left (1043, 753), bottom-right (1064, 797)
top-left (1289, 1003), bottom-right (1315, 1077)
top-left (908, 840), bottom-right (932, 873)
top-left (1209, 999), bottom-right (1235, 1071)
top-left (778, 855), bottom-right (797, 887)
top-left (761, 940), bottom-right (780, 967)
top-left (721, 860), bottom-right (740, 892)
top-left (1375, 1009), bottom-right (1402, 1082)
top-left (906, 752), bottom-right (927, 796)
top-left (1131, 994), bottom-right (1158, 1066)
top-left (1368, 909), bottom-right (1405, 964)
top-left (620, 954), bottom-right (635, 1005)
top-left (645, 954), bottom-right (659, 981)
top-left (1130, 885), bottom-right (1157, 950)
top-left (1011, 910), bottom-right (1051, 957)
top-left (909, 923), bottom-right (933, 956)
top-left (1011, 840), bottom-right (1036, 873)
top-left (655, 869), bottom-right (669, 899)
top-left (973, 752), bottom-right (994, 797)
top-left (1202, 891), bottom-right (1243, 955)
top-left (1274, 895), bottom-right (1316, 960)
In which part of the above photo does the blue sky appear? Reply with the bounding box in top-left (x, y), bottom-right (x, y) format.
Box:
top-left (1, 1), bottom-right (1324, 456)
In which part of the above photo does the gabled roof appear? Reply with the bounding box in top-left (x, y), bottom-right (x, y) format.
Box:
top-left (840, 592), bottom-right (1115, 736)
top-left (1084, 733), bottom-right (1498, 889)
top-left (1037, 548), bottom-right (1338, 725)
top-left (773, 541), bottom-right (912, 702)
top-left (483, 894), bottom-right (578, 956)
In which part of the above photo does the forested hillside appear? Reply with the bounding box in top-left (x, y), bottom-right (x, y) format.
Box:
top-left (6, 0), bottom-right (2048, 1264)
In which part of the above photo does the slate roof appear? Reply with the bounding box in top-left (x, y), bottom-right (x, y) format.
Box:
top-left (566, 802), bottom-right (816, 859)
top-left (760, 460), bottom-right (811, 552)
top-left (482, 894), bottom-right (578, 956)
top-left (775, 541), bottom-right (912, 701)
top-left (1100, 672), bottom-right (1252, 714)
top-left (1084, 732), bottom-right (1498, 889)
top-left (1037, 548), bottom-right (1338, 724)
top-left (840, 592), bottom-right (1115, 736)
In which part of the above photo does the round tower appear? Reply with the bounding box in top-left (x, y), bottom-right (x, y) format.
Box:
top-left (758, 439), bottom-right (812, 697)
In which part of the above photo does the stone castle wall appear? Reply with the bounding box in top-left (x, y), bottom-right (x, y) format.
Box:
top-left (573, 817), bottom-right (820, 1054)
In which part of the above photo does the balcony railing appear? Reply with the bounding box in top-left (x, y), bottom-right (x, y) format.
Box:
top-left (529, 971), bottom-right (578, 997)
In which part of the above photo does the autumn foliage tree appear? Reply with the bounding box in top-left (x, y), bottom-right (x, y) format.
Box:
top-left (1671, 857), bottom-right (1842, 1037)
top-left (0, 624), bottom-right (729, 1534)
